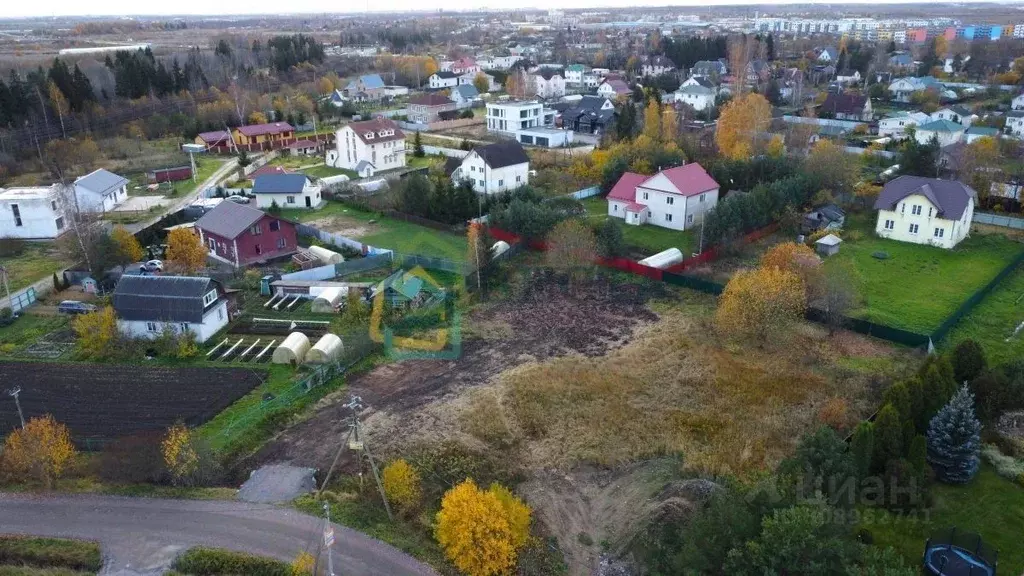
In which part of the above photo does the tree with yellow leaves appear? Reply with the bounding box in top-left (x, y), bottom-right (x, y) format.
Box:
top-left (760, 242), bottom-right (822, 302)
top-left (435, 479), bottom-right (531, 576)
top-left (767, 135), bottom-right (785, 158)
top-left (716, 93), bottom-right (771, 160)
top-left (47, 80), bottom-right (69, 139)
top-left (72, 306), bottom-right (119, 359)
top-left (804, 139), bottom-right (860, 194)
top-left (642, 100), bottom-right (662, 141)
top-left (162, 422), bottom-right (199, 486)
top-left (382, 459), bottom-right (422, 515)
top-left (489, 483), bottom-right (531, 551)
top-left (1, 415), bottom-right (76, 487)
top-left (166, 228), bottom-right (207, 274)
top-left (546, 219), bottom-right (597, 283)
top-left (958, 136), bottom-right (1002, 200)
top-left (661, 106), bottom-right (679, 144)
top-left (473, 73), bottom-right (490, 94)
top-left (111, 226), bottom-right (144, 269)
top-left (317, 76), bottom-right (335, 95)
top-left (290, 551), bottom-right (315, 575)
top-left (247, 111), bottom-right (268, 125)
top-left (716, 266), bottom-right (806, 344)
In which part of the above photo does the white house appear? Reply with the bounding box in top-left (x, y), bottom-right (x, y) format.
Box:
top-left (428, 72), bottom-right (459, 90)
top-left (873, 176), bottom-right (976, 249)
top-left (327, 118), bottom-right (406, 174)
top-left (1006, 111), bottom-right (1024, 138)
top-left (564, 64), bottom-right (590, 85)
top-left (450, 84), bottom-right (481, 109)
top-left (452, 141), bottom-right (530, 195)
top-left (252, 174), bottom-right (323, 210)
top-left (111, 275), bottom-right (229, 344)
top-left (450, 57), bottom-right (479, 76)
top-left (459, 71), bottom-right (498, 91)
top-left (533, 69), bottom-right (566, 99)
top-left (964, 126), bottom-right (1001, 144)
top-left (641, 55), bottom-right (676, 77)
top-left (878, 111), bottom-right (932, 138)
top-left (674, 76), bottom-right (717, 111)
top-left (888, 76), bottom-right (940, 103)
top-left (914, 119), bottom-right (965, 147)
top-left (931, 106), bottom-right (975, 128)
top-left (486, 100), bottom-right (552, 137)
top-left (476, 55), bottom-right (521, 70)
top-left (73, 168), bottom-right (128, 213)
top-left (1011, 93), bottom-right (1024, 110)
top-left (606, 164), bottom-right (720, 231)
top-left (0, 186), bottom-right (67, 239)
top-left (817, 47), bottom-right (839, 63)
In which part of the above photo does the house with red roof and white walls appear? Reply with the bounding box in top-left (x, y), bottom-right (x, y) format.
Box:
top-left (606, 164), bottom-right (720, 231)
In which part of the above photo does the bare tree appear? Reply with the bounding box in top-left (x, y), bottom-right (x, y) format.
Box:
top-left (813, 262), bottom-right (860, 336)
top-left (728, 35), bottom-right (753, 95)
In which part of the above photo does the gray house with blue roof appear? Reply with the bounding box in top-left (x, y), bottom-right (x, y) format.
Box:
top-left (343, 74), bottom-right (386, 101)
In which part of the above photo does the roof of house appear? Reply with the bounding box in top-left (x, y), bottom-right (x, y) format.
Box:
top-left (112, 275), bottom-right (217, 323)
top-left (692, 60), bottom-right (726, 74)
top-left (966, 126), bottom-right (999, 137)
top-left (678, 83), bottom-right (715, 96)
top-left (452, 56), bottom-right (477, 68)
top-left (355, 160), bottom-right (375, 172)
top-left (1009, 111), bottom-right (1024, 118)
top-left (819, 47), bottom-right (839, 60)
top-left (196, 200), bottom-right (269, 239)
top-left (874, 175), bottom-right (976, 220)
top-left (345, 118), bottom-right (405, 144)
top-left (686, 76), bottom-right (716, 88)
top-left (535, 68), bottom-right (562, 80)
top-left (600, 79), bottom-right (631, 94)
top-left (640, 163), bottom-right (720, 197)
top-left (566, 64), bottom-right (588, 72)
top-left (235, 122), bottom-right (294, 137)
top-left (433, 71), bottom-right (458, 79)
top-left (288, 139), bottom-right (319, 149)
top-left (472, 141), bottom-right (530, 169)
top-left (451, 84), bottom-right (480, 99)
top-left (347, 74), bottom-right (385, 90)
top-left (645, 55), bottom-right (675, 68)
top-left (197, 130), bottom-right (231, 144)
top-left (608, 172), bottom-right (649, 202)
top-left (917, 119), bottom-right (965, 133)
top-left (623, 202), bottom-right (647, 212)
top-left (75, 168), bottom-right (127, 196)
top-left (821, 92), bottom-right (869, 116)
top-left (946, 105), bottom-right (973, 116)
top-left (889, 53), bottom-right (914, 66)
top-left (252, 174), bottom-right (309, 195)
top-left (249, 165), bottom-right (292, 178)
top-left (410, 93), bottom-right (454, 106)
top-left (443, 156), bottom-right (462, 176)
top-left (816, 233), bottom-right (842, 247)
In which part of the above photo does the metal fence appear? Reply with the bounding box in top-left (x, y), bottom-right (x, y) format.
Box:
top-left (334, 254), bottom-right (393, 278)
top-left (973, 212), bottom-right (1024, 230)
top-left (296, 223), bottom-right (371, 254)
top-left (3, 287), bottom-right (37, 313)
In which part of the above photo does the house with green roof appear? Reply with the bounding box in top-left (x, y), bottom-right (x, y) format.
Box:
top-left (964, 126), bottom-right (1000, 144)
top-left (914, 118), bottom-right (965, 147)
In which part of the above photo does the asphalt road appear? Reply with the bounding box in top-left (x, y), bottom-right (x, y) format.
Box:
top-left (0, 493), bottom-right (438, 576)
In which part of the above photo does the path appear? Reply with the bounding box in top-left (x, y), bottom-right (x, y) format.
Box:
top-left (125, 158), bottom-right (238, 233)
top-left (0, 493), bottom-right (437, 576)
top-left (0, 271), bottom-right (59, 312)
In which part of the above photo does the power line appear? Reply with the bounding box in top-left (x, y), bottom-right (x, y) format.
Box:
top-left (6, 387), bottom-right (25, 429)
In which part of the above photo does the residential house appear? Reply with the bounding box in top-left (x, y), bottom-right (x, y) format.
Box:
top-left (606, 164), bottom-right (720, 231)
top-left (1007, 111), bottom-right (1024, 138)
top-left (1012, 93), bottom-right (1024, 110)
top-left (558, 95), bottom-right (615, 134)
top-left (888, 53), bottom-right (915, 71)
top-left (476, 55), bottom-right (521, 70)
top-left (690, 60), bottom-right (727, 80)
top-left (674, 76), bottom-right (717, 112)
top-left (195, 201), bottom-right (298, 267)
top-left (450, 57), bottom-right (479, 76)
top-left (231, 122), bottom-right (295, 152)
top-left (820, 92), bottom-right (872, 122)
top-left (73, 168), bottom-right (128, 213)
top-left (459, 71), bottom-right (498, 91)
top-left (597, 78), bottom-right (631, 99)
top-left (486, 100), bottom-right (553, 137)
top-left (0, 186), bottom-right (67, 239)
top-left (835, 70), bottom-right (862, 85)
top-left (451, 141), bottom-right (530, 194)
top-left (383, 86), bottom-right (409, 98)
top-left (251, 174), bottom-right (322, 210)
top-left (327, 118), bottom-right (407, 173)
top-left (564, 64), bottom-right (590, 86)
top-left (343, 74), bottom-right (387, 101)
top-left (641, 55), bottom-right (676, 77)
top-left (407, 94), bottom-right (457, 123)
top-left (428, 72), bottom-right (459, 90)
top-left (745, 60), bottom-right (771, 86)
top-left (931, 105), bottom-right (975, 128)
top-left (888, 76), bottom-right (940, 103)
top-left (817, 47), bottom-right (839, 62)
top-left (914, 119), bottom-right (966, 147)
top-left (964, 126), bottom-right (1000, 144)
top-left (112, 275), bottom-right (228, 344)
top-left (450, 85), bottom-right (480, 109)
top-left (533, 69), bottom-right (566, 99)
top-left (329, 90), bottom-right (348, 107)
top-left (873, 175), bottom-right (976, 249)
top-left (194, 130), bottom-right (232, 150)
top-left (878, 111), bottom-right (932, 138)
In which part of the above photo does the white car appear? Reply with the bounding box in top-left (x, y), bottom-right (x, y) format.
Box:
top-left (139, 260), bottom-right (163, 273)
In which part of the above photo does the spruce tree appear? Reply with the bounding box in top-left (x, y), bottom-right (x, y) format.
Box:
top-left (951, 339), bottom-right (987, 385)
top-left (850, 421), bottom-right (874, 480)
top-left (926, 385), bottom-right (981, 484)
top-left (872, 404), bottom-right (904, 474)
top-left (413, 131), bottom-right (425, 158)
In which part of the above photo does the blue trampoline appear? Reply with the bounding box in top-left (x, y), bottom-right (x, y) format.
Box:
top-left (923, 527), bottom-right (997, 576)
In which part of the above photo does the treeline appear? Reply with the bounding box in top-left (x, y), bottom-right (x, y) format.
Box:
top-left (0, 58), bottom-right (94, 128)
top-left (661, 36), bottom-right (728, 71)
top-left (266, 34), bottom-right (324, 72)
top-left (104, 47), bottom-right (208, 100)
top-left (378, 29), bottom-right (433, 52)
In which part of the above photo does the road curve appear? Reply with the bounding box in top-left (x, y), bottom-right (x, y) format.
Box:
top-left (0, 493), bottom-right (438, 576)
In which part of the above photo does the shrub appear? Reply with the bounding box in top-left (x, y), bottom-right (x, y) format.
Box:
top-left (951, 339), bottom-right (987, 385)
top-left (435, 479), bottom-right (522, 576)
top-left (850, 422), bottom-right (874, 479)
top-left (981, 444), bottom-right (1024, 487)
top-left (926, 385), bottom-right (981, 484)
top-left (381, 459), bottom-right (422, 514)
top-left (594, 218), bottom-right (626, 258)
top-left (1, 415), bottom-right (77, 487)
top-left (171, 547), bottom-right (290, 576)
top-left (290, 551), bottom-right (315, 576)
top-left (871, 404), bottom-right (904, 474)
top-left (0, 536), bottom-right (102, 572)
top-left (816, 398), bottom-right (849, 430)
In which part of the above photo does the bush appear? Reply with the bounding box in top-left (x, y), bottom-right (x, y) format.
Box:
top-left (381, 459), bottom-right (422, 515)
top-left (594, 218), bottom-right (626, 258)
top-left (0, 536), bottom-right (103, 572)
top-left (171, 547), bottom-right (290, 576)
top-left (816, 398), bottom-right (849, 430)
top-left (981, 444), bottom-right (1024, 487)
top-left (951, 339), bottom-right (987, 384)
top-left (1, 415), bottom-right (77, 487)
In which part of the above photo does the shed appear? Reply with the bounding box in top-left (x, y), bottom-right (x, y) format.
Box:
top-left (272, 332), bottom-right (311, 364)
top-left (815, 234), bottom-right (843, 257)
top-left (308, 245), bottom-right (344, 265)
top-left (306, 333), bottom-right (344, 364)
top-left (311, 287), bottom-right (346, 313)
top-left (81, 277), bottom-right (98, 294)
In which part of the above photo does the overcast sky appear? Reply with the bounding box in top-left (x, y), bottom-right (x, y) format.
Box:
top-left (6, 0), bottom-right (1013, 19)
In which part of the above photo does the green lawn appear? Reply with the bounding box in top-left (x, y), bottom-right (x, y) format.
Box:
top-left (0, 244), bottom-right (70, 293)
top-left (0, 535), bottom-right (102, 575)
top-left (190, 157), bottom-right (229, 193)
top-left (301, 164), bottom-right (357, 180)
top-left (407, 155), bottom-right (440, 170)
top-left (945, 266), bottom-right (1024, 365)
top-left (0, 314), bottom-right (68, 355)
top-left (825, 215), bottom-right (1024, 334)
top-left (282, 201), bottom-right (467, 261)
top-left (864, 464), bottom-right (1024, 575)
top-left (581, 196), bottom-right (695, 257)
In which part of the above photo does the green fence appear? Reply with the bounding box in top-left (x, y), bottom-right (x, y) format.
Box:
top-left (662, 271), bottom-right (725, 295)
top-left (929, 251), bottom-right (1024, 344)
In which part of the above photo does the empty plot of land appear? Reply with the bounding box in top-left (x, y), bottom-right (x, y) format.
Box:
top-left (0, 362), bottom-right (266, 442)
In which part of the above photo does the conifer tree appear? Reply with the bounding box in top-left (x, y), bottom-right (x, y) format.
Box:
top-left (926, 385), bottom-right (981, 484)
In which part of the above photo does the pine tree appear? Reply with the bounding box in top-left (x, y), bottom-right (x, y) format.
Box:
top-left (926, 385), bottom-right (981, 484)
top-left (951, 339), bottom-right (987, 385)
top-left (872, 404), bottom-right (904, 474)
top-left (850, 421), bottom-right (873, 480)
top-left (413, 131), bottom-right (425, 157)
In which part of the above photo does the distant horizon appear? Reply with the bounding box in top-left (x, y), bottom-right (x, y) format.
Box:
top-left (3, 0), bottom-right (1022, 20)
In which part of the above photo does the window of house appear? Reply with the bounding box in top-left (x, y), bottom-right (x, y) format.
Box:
top-left (250, 224), bottom-right (262, 235)
top-left (699, 194), bottom-right (706, 202)
top-left (666, 197), bottom-right (674, 205)
top-left (277, 237), bottom-right (286, 249)
top-left (498, 179), bottom-right (504, 186)
top-left (286, 195), bottom-right (298, 204)
top-left (687, 214), bottom-right (694, 224)
top-left (516, 175), bottom-right (521, 182)
top-left (642, 192), bottom-right (649, 200)
top-left (146, 322), bottom-right (158, 332)
top-left (55, 217), bottom-right (64, 230)
top-left (50, 200), bottom-right (57, 211)
top-left (909, 223), bottom-right (919, 234)
top-left (269, 220), bottom-right (280, 232)
top-left (254, 244), bottom-right (262, 254)
top-left (180, 323), bottom-right (189, 333)
top-left (208, 237), bottom-right (216, 250)
top-left (928, 207), bottom-right (933, 217)
top-left (613, 204), bottom-right (618, 212)
top-left (900, 203), bottom-right (905, 214)
top-left (934, 228), bottom-right (945, 238)
top-left (203, 290), bottom-right (217, 306)
top-left (665, 213), bottom-right (673, 222)
top-left (912, 204), bottom-right (922, 215)
top-left (885, 219), bottom-right (894, 230)
top-left (11, 204), bottom-right (21, 226)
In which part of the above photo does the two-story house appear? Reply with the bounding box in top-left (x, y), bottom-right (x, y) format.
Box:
top-left (596, 79), bottom-right (631, 99)
top-left (1006, 111), bottom-right (1024, 138)
top-left (0, 185), bottom-right (67, 239)
top-left (820, 92), bottom-right (872, 122)
top-left (195, 201), bottom-right (298, 267)
top-left (327, 118), bottom-right (406, 173)
top-left (641, 55), bottom-right (676, 77)
top-left (73, 168), bottom-right (129, 213)
top-left (450, 85), bottom-right (480, 109)
top-left (451, 141), bottom-right (530, 195)
top-left (873, 176), bottom-right (975, 249)
top-left (878, 111), bottom-right (932, 138)
top-left (407, 93), bottom-right (457, 123)
top-left (914, 119), bottom-right (966, 147)
top-left (564, 64), bottom-right (590, 86)
top-left (533, 69), bottom-right (566, 99)
top-left (112, 275), bottom-right (229, 344)
top-left (343, 74), bottom-right (387, 101)
top-left (1012, 92), bottom-right (1024, 110)
top-left (231, 122), bottom-right (295, 152)
top-left (674, 76), bottom-right (717, 111)
top-left (450, 57), bottom-right (479, 75)
top-left (252, 174), bottom-right (322, 210)
top-left (931, 105), bottom-right (976, 128)
top-left (428, 72), bottom-right (459, 90)
top-left (486, 101), bottom-right (550, 137)
top-left (606, 164), bottom-right (720, 231)
top-left (888, 76), bottom-right (940, 103)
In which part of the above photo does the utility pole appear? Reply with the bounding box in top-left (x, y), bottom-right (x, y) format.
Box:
top-left (0, 265), bottom-right (11, 314)
top-left (318, 395), bottom-right (393, 521)
top-left (323, 502), bottom-right (335, 576)
top-left (7, 387), bottom-right (25, 428)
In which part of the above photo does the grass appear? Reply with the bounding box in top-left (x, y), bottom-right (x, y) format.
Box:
top-left (864, 464), bottom-right (1024, 575)
top-left (197, 364), bottom-right (301, 453)
top-left (580, 196), bottom-right (695, 256)
top-left (0, 568), bottom-right (93, 575)
top-left (944, 266), bottom-right (1024, 365)
top-left (0, 477), bottom-right (235, 501)
top-left (407, 156), bottom-right (440, 170)
top-left (0, 313), bottom-right (68, 355)
top-left (301, 164), bottom-right (357, 180)
top-left (0, 245), bottom-right (70, 293)
top-left (190, 157), bottom-right (231, 193)
top-left (0, 536), bottom-right (102, 574)
top-left (825, 214), bottom-right (1024, 334)
top-left (170, 547), bottom-right (289, 575)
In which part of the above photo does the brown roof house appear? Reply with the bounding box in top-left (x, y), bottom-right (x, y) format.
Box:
top-left (820, 92), bottom-right (872, 122)
top-left (873, 176), bottom-right (976, 249)
top-left (407, 94), bottom-right (457, 124)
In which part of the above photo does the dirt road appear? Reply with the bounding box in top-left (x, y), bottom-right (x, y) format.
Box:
top-left (125, 157), bottom-right (238, 233)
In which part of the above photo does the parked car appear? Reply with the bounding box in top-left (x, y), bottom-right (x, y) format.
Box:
top-left (57, 301), bottom-right (98, 315)
top-left (139, 260), bottom-right (164, 273)
top-left (226, 195), bottom-right (250, 204)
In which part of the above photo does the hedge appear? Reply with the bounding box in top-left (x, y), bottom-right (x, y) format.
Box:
top-left (170, 547), bottom-right (290, 576)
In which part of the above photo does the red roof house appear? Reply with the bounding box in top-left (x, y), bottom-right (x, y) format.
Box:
top-left (605, 164), bottom-right (720, 231)
top-left (195, 201), bottom-right (297, 267)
